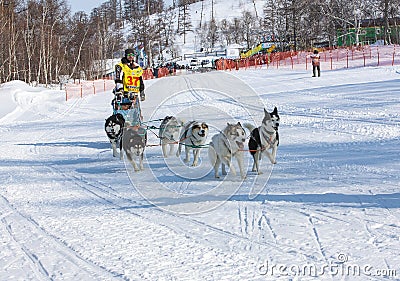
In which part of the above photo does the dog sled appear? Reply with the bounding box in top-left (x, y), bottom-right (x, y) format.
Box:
top-left (111, 89), bottom-right (143, 126)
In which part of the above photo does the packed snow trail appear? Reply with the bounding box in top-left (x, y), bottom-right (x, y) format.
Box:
top-left (1, 68), bottom-right (399, 280)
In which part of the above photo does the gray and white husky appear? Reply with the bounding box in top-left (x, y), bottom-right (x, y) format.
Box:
top-left (159, 116), bottom-right (182, 158)
top-left (208, 122), bottom-right (247, 179)
top-left (122, 126), bottom-right (147, 172)
top-left (176, 121), bottom-right (209, 166)
top-left (244, 108), bottom-right (279, 174)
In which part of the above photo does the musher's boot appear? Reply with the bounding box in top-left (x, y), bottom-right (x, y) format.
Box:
top-left (140, 91), bottom-right (146, 101)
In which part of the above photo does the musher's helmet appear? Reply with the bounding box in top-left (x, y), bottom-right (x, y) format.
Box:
top-left (125, 48), bottom-right (135, 57)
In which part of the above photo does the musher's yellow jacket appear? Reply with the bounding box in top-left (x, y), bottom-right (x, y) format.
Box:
top-left (115, 61), bottom-right (144, 93)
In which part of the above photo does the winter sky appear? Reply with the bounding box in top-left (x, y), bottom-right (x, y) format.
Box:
top-left (68, 0), bottom-right (174, 14)
top-left (68, 0), bottom-right (105, 14)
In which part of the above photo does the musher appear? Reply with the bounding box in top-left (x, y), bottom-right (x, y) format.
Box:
top-left (112, 48), bottom-right (145, 111)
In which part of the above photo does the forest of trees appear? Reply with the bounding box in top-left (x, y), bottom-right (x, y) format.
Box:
top-left (1, 0), bottom-right (399, 84)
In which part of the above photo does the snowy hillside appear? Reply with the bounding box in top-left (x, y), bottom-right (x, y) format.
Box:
top-left (163, 0), bottom-right (266, 56)
top-left (0, 65), bottom-right (399, 280)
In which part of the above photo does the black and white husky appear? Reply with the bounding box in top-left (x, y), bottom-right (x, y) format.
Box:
top-left (208, 122), bottom-right (247, 179)
top-left (244, 107), bottom-right (280, 174)
top-left (122, 126), bottom-right (147, 172)
top-left (159, 116), bottom-right (182, 158)
top-left (176, 121), bottom-right (209, 166)
top-left (105, 113), bottom-right (125, 158)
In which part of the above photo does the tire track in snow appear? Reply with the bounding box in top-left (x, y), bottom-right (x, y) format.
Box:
top-left (182, 76), bottom-right (206, 102)
top-left (0, 194), bottom-right (122, 281)
top-left (0, 93), bottom-right (125, 280)
top-left (257, 209), bottom-right (278, 243)
top-left (237, 204), bottom-right (278, 245)
top-left (284, 110), bottom-right (400, 127)
top-left (238, 205), bottom-right (249, 236)
top-left (45, 162), bottom-right (305, 262)
top-left (1, 210), bottom-right (51, 281)
top-left (357, 191), bottom-right (400, 274)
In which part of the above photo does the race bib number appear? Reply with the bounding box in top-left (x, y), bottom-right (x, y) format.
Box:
top-left (124, 75), bottom-right (140, 92)
top-left (126, 76), bottom-right (140, 87)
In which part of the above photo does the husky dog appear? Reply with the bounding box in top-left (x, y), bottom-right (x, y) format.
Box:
top-left (269, 107), bottom-right (280, 145)
top-left (159, 116), bottom-right (182, 158)
top-left (105, 113), bottom-right (125, 158)
top-left (208, 122), bottom-right (247, 179)
top-left (122, 126), bottom-right (147, 172)
top-left (244, 107), bottom-right (280, 174)
top-left (176, 121), bottom-right (209, 166)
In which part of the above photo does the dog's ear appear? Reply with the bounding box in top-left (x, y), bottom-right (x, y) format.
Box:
top-left (237, 121), bottom-right (241, 126)
top-left (273, 107), bottom-right (278, 114)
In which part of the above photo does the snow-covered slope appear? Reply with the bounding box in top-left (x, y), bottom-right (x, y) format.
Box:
top-left (1, 65), bottom-right (399, 280)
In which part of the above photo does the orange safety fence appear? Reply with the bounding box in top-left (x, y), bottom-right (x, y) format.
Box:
top-left (64, 67), bottom-right (177, 101)
top-left (157, 67), bottom-right (172, 78)
top-left (65, 79), bottom-right (115, 101)
top-left (216, 45), bottom-right (400, 72)
top-left (142, 69), bottom-right (154, 80)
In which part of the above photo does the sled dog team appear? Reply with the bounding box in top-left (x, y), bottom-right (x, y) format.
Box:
top-left (105, 107), bottom-right (280, 177)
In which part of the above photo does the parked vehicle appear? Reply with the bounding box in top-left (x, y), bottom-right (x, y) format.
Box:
top-left (190, 58), bottom-right (201, 69)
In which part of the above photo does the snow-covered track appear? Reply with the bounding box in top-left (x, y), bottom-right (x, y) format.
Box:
top-left (0, 194), bottom-right (124, 280)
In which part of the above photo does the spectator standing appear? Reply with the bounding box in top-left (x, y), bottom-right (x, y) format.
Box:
top-left (310, 49), bottom-right (321, 77)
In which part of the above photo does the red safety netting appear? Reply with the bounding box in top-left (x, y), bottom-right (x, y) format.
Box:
top-left (215, 45), bottom-right (400, 72)
top-left (65, 79), bottom-right (115, 101)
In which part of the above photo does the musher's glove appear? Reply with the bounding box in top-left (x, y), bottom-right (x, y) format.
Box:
top-left (115, 93), bottom-right (123, 103)
top-left (128, 92), bottom-right (137, 100)
top-left (115, 83), bottom-right (123, 92)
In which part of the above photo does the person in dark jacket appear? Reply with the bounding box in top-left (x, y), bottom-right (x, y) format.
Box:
top-left (310, 49), bottom-right (321, 77)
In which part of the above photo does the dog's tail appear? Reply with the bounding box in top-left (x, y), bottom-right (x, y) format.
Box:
top-left (243, 123), bottom-right (255, 133)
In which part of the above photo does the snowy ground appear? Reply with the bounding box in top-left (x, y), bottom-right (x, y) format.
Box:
top-left (0, 65), bottom-right (399, 280)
